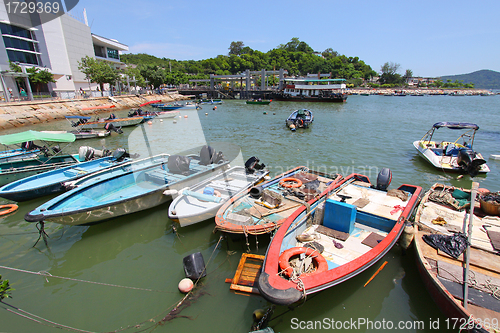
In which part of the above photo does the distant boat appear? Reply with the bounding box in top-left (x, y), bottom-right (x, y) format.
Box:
top-left (271, 78), bottom-right (347, 102)
top-left (25, 145), bottom-right (230, 225)
top-left (157, 104), bottom-right (183, 111)
top-left (199, 99), bottom-right (223, 105)
top-left (285, 109), bottom-right (313, 130)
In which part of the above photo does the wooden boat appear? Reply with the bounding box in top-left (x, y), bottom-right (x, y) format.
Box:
top-left (168, 162), bottom-right (269, 227)
top-left (414, 183), bottom-right (500, 331)
top-left (285, 109), bottom-right (313, 130)
top-left (0, 131), bottom-right (81, 186)
top-left (246, 100), bottom-right (271, 105)
top-left (25, 146), bottom-right (230, 225)
top-left (270, 78), bottom-right (347, 102)
top-left (413, 122), bottom-right (489, 176)
top-left (257, 171), bottom-right (422, 305)
top-left (214, 166), bottom-right (342, 235)
top-left (0, 149), bottom-right (131, 202)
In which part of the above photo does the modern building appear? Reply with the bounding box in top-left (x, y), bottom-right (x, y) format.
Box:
top-left (0, 4), bottom-right (128, 101)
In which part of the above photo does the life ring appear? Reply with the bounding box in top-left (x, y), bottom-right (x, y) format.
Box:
top-left (0, 204), bottom-right (18, 216)
top-left (278, 247), bottom-right (328, 278)
top-left (297, 119), bottom-right (304, 127)
top-left (279, 177), bottom-right (302, 188)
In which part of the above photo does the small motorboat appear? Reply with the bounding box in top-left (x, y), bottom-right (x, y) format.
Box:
top-left (128, 108), bottom-right (157, 122)
top-left (72, 114), bottom-right (144, 130)
top-left (168, 157), bottom-right (269, 227)
top-left (198, 99), bottom-right (223, 105)
top-left (0, 147), bottom-right (132, 202)
top-left (285, 109), bottom-right (313, 131)
top-left (413, 122), bottom-right (489, 176)
top-left (157, 104), bottom-right (183, 111)
top-left (0, 131), bottom-right (82, 186)
top-left (214, 166), bottom-right (342, 236)
top-left (413, 183), bottom-right (500, 331)
top-left (25, 145), bottom-right (230, 226)
top-left (155, 110), bottom-right (180, 119)
top-left (258, 170), bottom-right (422, 305)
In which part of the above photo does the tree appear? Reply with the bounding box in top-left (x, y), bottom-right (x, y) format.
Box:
top-left (78, 56), bottom-right (119, 95)
top-left (379, 62), bottom-right (402, 85)
top-left (26, 67), bottom-right (56, 93)
top-left (229, 41), bottom-right (244, 56)
top-left (138, 64), bottom-right (166, 89)
top-left (322, 48), bottom-right (339, 59)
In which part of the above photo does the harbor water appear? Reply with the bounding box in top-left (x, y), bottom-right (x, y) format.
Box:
top-left (1, 95), bottom-right (500, 332)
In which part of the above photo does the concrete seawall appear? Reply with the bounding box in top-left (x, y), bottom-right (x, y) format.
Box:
top-left (0, 92), bottom-right (189, 130)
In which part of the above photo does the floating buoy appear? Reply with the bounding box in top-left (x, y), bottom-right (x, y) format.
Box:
top-left (184, 115), bottom-right (188, 118)
top-left (273, 112), bottom-right (276, 115)
top-left (0, 204), bottom-right (18, 216)
top-left (263, 111), bottom-right (267, 115)
top-left (213, 106), bottom-right (217, 110)
top-left (160, 119), bottom-right (163, 122)
top-left (147, 121), bottom-right (152, 125)
top-left (253, 309), bottom-right (265, 321)
top-left (178, 278), bottom-right (193, 293)
top-left (179, 115), bottom-right (182, 118)
top-left (173, 120), bottom-right (177, 123)
top-left (205, 113), bottom-right (208, 116)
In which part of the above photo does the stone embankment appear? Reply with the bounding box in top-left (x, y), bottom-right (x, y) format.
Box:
top-left (348, 88), bottom-right (493, 95)
top-left (0, 92), bottom-right (189, 130)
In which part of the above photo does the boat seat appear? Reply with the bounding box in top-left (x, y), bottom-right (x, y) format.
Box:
top-left (323, 199), bottom-right (356, 234)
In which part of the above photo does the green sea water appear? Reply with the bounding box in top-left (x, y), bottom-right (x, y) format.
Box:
top-left (1, 95), bottom-right (499, 332)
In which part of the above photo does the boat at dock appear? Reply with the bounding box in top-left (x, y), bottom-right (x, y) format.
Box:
top-left (271, 78), bottom-right (347, 102)
top-left (0, 131), bottom-right (83, 186)
top-left (246, 99), bottom-right (271, 105)
top-left (72, 114), bottom-right (144, 130)
top-left (413, 122), bottom-right (489, 176)
top-left (25, 145), bottom-right (230, 225)
top-left (413, 183), bottom-right (500, 332)
top-left (285, 109), bottom-right (313, 130)
top-left (168, 159), bottom-right (269, 227)
top-left (198, 99), bottom-right (223, 105)
top-left (257, 171), bottom-right (422, 305)
top-left (214, 166), bottom-right (342, 236)
top-left (0, 148), bottom-right (131, 202)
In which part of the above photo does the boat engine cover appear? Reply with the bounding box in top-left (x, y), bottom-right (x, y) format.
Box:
top-left (376, 168), bottom-right (392, 191)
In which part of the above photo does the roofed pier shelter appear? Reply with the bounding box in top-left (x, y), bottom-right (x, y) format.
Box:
top-left (184, 69), bottom-right (287, 99)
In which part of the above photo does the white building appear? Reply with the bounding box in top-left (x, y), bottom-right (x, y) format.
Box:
top-left (0, 4), bottom-right (128, 101)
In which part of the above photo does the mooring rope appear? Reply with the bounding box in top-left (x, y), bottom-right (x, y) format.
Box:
top-left (0, 265), bottom-right (171, 293)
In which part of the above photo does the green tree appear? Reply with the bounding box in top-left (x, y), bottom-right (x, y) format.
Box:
top-left (379, 62), bottom-right (403, 85)
top-left (26, 67), bottom-right (56, 93)
top-left (78, 56), bottom-right (119, 95)
top-left (139, 64), bottom-right (166, 89)
top-left (229, 41), bottom-right (244, 56)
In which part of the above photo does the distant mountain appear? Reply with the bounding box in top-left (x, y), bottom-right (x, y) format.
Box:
top-left (440, 70), bottom-right (500, 89)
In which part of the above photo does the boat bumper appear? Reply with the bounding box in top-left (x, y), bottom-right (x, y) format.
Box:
top-left (257, 272), bottom-right (303, 306)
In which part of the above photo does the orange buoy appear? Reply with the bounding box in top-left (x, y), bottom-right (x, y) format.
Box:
top-left (0, 204), bottom-right (18, 216)
top-left (147, 121), bottom-right (153, 125)
top-left (279, 177), bottom-right (302, 188)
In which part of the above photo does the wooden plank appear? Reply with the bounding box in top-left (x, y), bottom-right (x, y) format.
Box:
top-left (229, 253), bottom-right (264, 296)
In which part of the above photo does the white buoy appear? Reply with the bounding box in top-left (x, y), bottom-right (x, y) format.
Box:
top-left (160, 119), bottom-right (163, 122)
top-left (178, 278), bottom-right (193, 293)
top-left (205, 113), bottom-right (208, 115)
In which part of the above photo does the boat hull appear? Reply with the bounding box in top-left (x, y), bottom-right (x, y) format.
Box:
top-left (270, 93), bottom-right (347, 103)
top-left (79, 117), bottom-right (143, 129)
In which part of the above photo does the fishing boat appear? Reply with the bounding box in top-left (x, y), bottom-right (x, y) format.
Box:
top-left (414, 183), bottom-right (500, 331)
top-left (42, 115), bottom-right (115, 140)
top-left (157, 104), bottom-right (183, 111)
top-left (199, 99), bottom-right (223, 105)
top-left (25, 145), bottom-right (230, 225)
top-left (413, 122), bottom-right (489, 176)
top-left (257, 171), bottom-right (422, 305)
top-left (271, 78), bottom-right (347, 102)
top-left (128, 108), bottom-right (157, 122)
top-left (285, 109), bottom-right (313, 130)
top-left (214, 166), bottom-right (342, 236)
top-left (73, 114), bottom-right (144, 130)
top-left (0, 148), bottom-right (132, 202)
top-left (0, 131), bottom-right (83, 186)
top-left (246, 99), bottom-right (271, 105)
top-left (155, 110), bottom-right (180, 119)
top-left (168, 158), bottom-right (269, 227)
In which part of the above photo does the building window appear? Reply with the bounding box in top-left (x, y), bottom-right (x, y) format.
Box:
top-left (0, 23), bottom-right (39, 66)
top-left (107, 48), bottom-right (119, 60)
top-left (94, 44), bottom-right (105, 58)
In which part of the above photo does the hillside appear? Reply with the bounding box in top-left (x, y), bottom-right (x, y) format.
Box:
top-left (440, 70), bottom-right (500, 89)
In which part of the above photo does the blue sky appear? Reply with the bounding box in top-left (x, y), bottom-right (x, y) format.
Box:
top-left (70, 0), bottom-right (500, 77)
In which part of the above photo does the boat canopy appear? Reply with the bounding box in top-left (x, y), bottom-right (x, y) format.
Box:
top-left (65, 115), bottom-right (91, 120)
top-left (433, 122), bottom-right (479, 130)
top-left (0, 130), bottom-right (76, 145)
top-left (283, 78), bottom-right (346, 83)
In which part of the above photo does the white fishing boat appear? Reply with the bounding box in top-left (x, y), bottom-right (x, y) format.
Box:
top-left (168, 159), bottom-right (269, 227)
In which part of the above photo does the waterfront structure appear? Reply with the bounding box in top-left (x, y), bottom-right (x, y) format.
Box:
top-left (0, 5), bottom-right (128, 101)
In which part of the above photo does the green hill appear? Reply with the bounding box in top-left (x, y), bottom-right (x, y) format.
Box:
top-left (440, 70), bottom-right (500, 89)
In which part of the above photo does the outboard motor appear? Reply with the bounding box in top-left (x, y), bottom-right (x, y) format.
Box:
top-left (376, 168), bottom-right (392, 191)
top-left (21, 141), bottom-right (38, 151)
top-left (245, 156), bottom-right (265, 174)
top-left (104, 122), bottom-right (123, 134)
top-left (71, 118), bottom-right (87, 127)
top-left (51, 145), bottom-right (61, 154)
top-left (112, 148), bottom-right (127, 161)
top-left (199, 145), bottom-right (224, 165)
top-left (457, 148), bottom-right (486, 177)
top-left (78, 146), bottom-right (112, 161)
top-left (106, 113), bottom-right (116, 120)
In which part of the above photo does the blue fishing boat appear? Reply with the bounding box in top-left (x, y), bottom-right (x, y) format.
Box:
top-left (0, 147), bottom-right (40, 162)
top-left (0, 149), bottom-right (132, 202)
top-left (25, 145), bottom-right (230, 225)
top-left (0, 131), bottom-right (81, 186)
top-left (157, 104), bottom-right (183, 111)
top-left (285, 109), bottom-right (314, 130)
